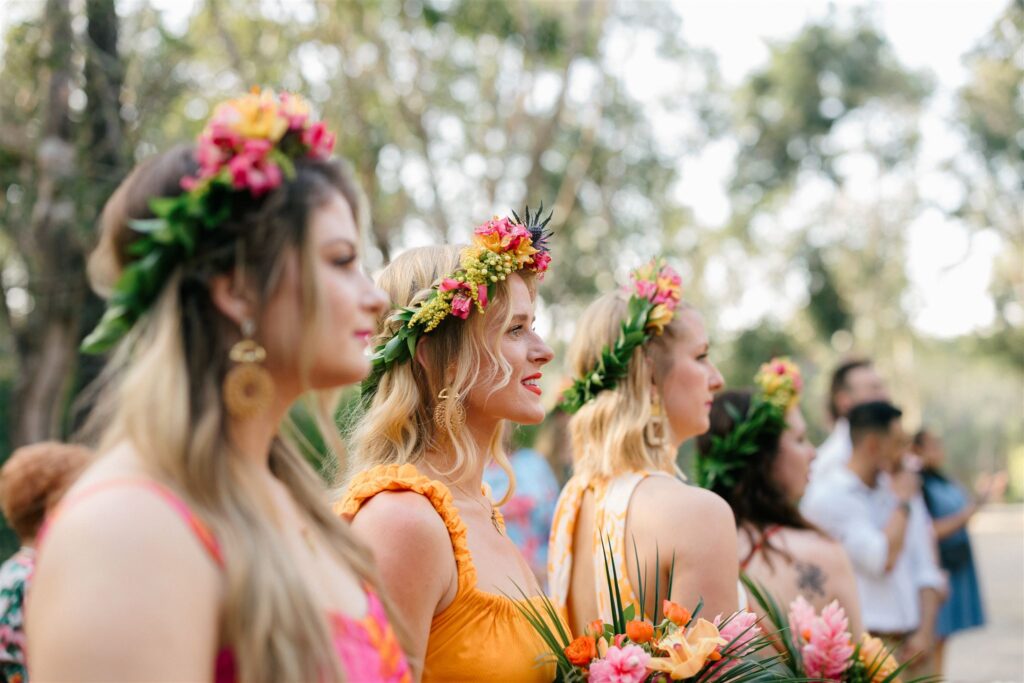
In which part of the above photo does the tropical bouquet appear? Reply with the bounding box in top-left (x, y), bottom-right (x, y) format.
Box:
top-left (743, 578), bottom-right (942, 683)
top-left (512, 544), bottom-right (779, 682)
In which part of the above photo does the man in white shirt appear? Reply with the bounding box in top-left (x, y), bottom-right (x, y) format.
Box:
top-left (812, 359), bottom-right (889, 479)
top-left (802, 401), bottom-right (944, 665)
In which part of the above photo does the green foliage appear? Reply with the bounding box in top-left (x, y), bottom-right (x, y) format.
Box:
top-left (695, 398), bottom-right (785, 490)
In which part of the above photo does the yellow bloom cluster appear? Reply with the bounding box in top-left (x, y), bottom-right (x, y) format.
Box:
top-left (755, 356), bottom-right (803, 411)
top-left (408, 293), bottom-right (453, 332)
top-left (461, 245), bottom-right (517, 285)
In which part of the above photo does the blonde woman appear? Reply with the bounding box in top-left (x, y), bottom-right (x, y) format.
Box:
top-left (338, 212), bottom-right (558, 681)
top-left (27, 92), bottom-right (411, 682)
top-left (549, 260), bottom-right (739, 637)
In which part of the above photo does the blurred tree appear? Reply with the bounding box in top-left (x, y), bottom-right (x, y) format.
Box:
top-left (0, 0), bottom-right (127, 447)
top-left (950, 0), bottom-right (1023, 369)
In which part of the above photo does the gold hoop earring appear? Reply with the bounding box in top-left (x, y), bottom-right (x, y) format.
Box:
top-left (433, 387), bottom-right (466, 433)
top-left (223, 320), bottom-right (275, 419)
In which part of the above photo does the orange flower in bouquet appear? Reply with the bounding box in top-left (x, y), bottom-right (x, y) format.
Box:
top-left (564, 635), bottom-right (598, 666)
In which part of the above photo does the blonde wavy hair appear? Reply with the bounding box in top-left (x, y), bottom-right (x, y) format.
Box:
top-left (78, 147), bottom-right (406, 682)
top-left (344, 245), bottom-right (535, 504)
top-left (567, 291), bottom-right (690, 480)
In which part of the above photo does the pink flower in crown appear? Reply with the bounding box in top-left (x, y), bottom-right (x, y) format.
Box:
top-left (303, 121), bottom-right (336, 160)
top-left (439, 278), bottom-right (468, 293)
top-left (531, 250), bottom-right (551, 275)
top-left (633, 278), bottom-right (658, 301)
top-left (279, 92), bottom-right (311, 130)
top-left (228, 151), bottom-right (283, 197)
top-left (588, 644), bottom-right (650, 683)
top-left (450, 294), bottom-right (472, 319)
top-left (476, 284), bottom-right (489, 309)
top-left (801, 601), bottom-right (854, 680)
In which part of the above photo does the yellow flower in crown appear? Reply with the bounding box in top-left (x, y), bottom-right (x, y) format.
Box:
top-left (755, 356), bottom-right (803, 411)
top-left (212, 89), bottom-right (290, 143)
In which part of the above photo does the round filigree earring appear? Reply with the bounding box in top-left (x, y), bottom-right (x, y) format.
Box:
top-left (223, 320), bottom-right (275, 419)
top-left (433, 387), bottom-right (466, 433)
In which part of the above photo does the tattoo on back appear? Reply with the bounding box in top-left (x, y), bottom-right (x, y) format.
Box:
top-left (795, 561), bottom-right (827, 598)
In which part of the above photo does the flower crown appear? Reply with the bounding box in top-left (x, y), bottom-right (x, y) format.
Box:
top-left (360, 206), bottom-right (553, 402)
top-left (81, 89), bottom-right (336, 353)
top-left (559, 259), bottom-right (683, 414)
top-left (695, 357), bottom-right (804, 490)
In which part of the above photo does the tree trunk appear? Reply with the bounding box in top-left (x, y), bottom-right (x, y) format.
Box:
top-left (9, 0), bottom-right (84, 447)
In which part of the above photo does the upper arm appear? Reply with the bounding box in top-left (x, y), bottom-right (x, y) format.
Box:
top-left (652, 483), bottom-right (739, 618)
top-left (349, 492), bottom-right (456, 679)
top-left (27, 487), bottom-right (221, 682)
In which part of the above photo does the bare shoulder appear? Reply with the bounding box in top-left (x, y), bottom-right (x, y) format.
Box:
top-left (350, 490), bottom-right (455, 569)
top-left (635, 475), bottom-right (735, 525)
top-left (28, 464), bottom-right (221, 679)
top-left (786, 528), bottom-right (853, 573)
top-left (37, 472), bottom-right (222, 586)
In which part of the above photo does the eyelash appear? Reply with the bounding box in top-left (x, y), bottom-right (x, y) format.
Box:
top-left (333, 255), bottom-right (356, 267)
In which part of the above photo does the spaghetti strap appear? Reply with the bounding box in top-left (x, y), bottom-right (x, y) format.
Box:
top-left (740, 524), bottom-right (782, 571)
top-left (47, 478), bottom-right (225, 568)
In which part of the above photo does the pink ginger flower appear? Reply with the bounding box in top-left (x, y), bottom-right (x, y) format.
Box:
top-left (588, 644), bottom-right (650, 683)
top-left (801, 600), bottom-right (854, 681)
top-left (707, 611), bottom-right (762, 678)
top-left (788, 595), bottom-right (817, 643)
top-left (450, 294), bottom-right (472, 319)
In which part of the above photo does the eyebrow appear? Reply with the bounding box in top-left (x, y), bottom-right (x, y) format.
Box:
top-left (320, 237), bottom-right (357, 250)
top-left (511, 313), bottom-right (532, 324)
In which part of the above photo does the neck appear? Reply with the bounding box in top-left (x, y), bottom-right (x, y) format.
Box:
top-left (226, 391), bottom-right (295, 469)
top-left (847, 449), bottom-right (879, 487)
top-left (427, 414), bottom-right (499, 494)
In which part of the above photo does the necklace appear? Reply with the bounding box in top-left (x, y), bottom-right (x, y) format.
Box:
top-left (455, 485), bottom-right (503, 535)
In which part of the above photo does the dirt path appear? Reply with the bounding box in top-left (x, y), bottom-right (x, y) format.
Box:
top-left (944, 503), bottom-right (1024, 682)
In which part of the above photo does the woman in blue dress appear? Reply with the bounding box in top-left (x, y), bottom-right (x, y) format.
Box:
top-left (912, 428), bottom-right (988, 674)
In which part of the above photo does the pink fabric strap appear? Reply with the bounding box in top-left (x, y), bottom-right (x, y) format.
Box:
top-left (49, 478), bottom-right (225, 568)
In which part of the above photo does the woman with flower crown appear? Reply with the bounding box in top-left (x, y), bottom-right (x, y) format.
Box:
top-left (695, 359), bottom-right (864, 637)
top-left (27, 91), bottom-right (411, 682)
top-left (549, 260), bottom-right (740, 638)
top-left (337, 210), bottom-right (560, 681)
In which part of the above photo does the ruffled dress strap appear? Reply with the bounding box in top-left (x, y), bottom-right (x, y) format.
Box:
top-left (338, 463), bottom-right (477, 592)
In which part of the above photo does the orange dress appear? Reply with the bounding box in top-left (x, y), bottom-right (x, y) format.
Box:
top-left (339, 464), bottom-right (559, 683)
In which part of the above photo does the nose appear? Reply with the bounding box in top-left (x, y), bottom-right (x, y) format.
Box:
top-left (707, 360), bottom-right (724, 392)
top-left (529, 334), bottom-right (554, 367)
top-left (362, 274), bottom-right (389, 316)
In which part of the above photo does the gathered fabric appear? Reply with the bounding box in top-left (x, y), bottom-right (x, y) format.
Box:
top-left (340, 463), bottom-right (559, 682)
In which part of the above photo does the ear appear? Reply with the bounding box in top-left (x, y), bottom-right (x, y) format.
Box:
top-left (209, 272), bottom-right (254, 328)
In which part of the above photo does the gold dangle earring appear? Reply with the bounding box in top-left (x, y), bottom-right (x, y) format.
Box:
top-left (433, 387), bottom-right (466, 433)
top-left (223, 319), bottom-right (275, 419)
top-left (646, 389), bottom-right (668, 448)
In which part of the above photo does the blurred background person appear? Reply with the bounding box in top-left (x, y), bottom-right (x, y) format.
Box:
top-left (913, 427), bottom-right (1003, 675)
top-left (813, 359), bottom-right (889, 479)
top-left (0, 442), bottom-right (90, 683)
top-left (483, 445), bottom-right (560, 588)
top-left (802, 401), bottom-right (944, 668)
